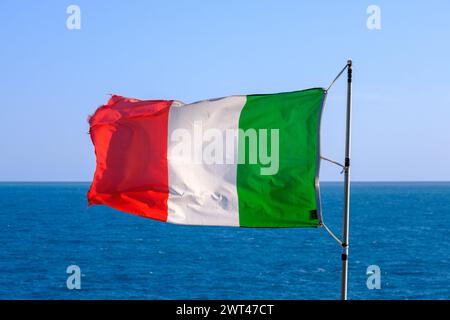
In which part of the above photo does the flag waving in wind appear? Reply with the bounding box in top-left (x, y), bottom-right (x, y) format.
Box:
top-left (88, 88), bottom-right (326, 227)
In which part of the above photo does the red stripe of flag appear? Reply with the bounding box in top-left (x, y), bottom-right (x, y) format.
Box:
top-left (87, 95), bottom-right (172, 221)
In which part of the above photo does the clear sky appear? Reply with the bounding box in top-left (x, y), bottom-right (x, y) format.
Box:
top-left (0, 0), bottom-right (449, 181)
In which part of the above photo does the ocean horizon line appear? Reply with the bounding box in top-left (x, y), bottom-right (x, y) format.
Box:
top-left (1, 180), bottom-right (450, 184)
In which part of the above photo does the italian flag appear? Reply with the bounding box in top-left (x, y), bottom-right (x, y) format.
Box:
top-left (88, 88), bottom-right (326, 227)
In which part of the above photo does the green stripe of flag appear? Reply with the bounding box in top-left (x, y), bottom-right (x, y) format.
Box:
top-left (237, 88), bottom-right (325, 227)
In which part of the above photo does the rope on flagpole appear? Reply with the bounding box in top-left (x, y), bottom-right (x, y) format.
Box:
top-left (320, 156), bottom-right (345, 169)
top-left (319, 62), bottom-right (352, 248)
top-left (322, 222), bottom-right (342, 245)
top-left (326, 63), bottom-right (349, 92)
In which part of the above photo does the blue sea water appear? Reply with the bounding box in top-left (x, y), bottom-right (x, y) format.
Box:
top-left (0, 182), bottom-right (448, 300)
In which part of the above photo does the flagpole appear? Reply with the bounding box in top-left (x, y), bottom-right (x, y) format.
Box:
top-left (340, 59), bottom-right (353, 300)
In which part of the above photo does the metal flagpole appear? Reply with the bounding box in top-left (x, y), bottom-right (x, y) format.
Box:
top-left (340, 59), bottom-right (353, 300)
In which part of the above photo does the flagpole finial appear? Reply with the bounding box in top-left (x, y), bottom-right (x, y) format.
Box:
top-left (347, 59), bottom-right (352, 66)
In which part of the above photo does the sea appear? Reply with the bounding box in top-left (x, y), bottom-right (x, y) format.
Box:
top-left (0, 182), bottom-right (448, 299)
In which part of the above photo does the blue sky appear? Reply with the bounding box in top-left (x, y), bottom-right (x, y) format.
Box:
top-left (0, 0), bottom-right (449, 181)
